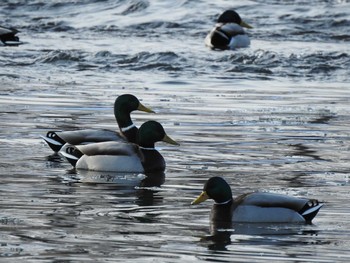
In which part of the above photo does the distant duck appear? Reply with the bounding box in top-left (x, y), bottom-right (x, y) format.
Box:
top-left (205, 10), bottom-right (252, 50)
top-left (40, 94), bottom-right (154, 152)
top-left (192, 177), bottom-right (323, 224)
top-left (0, 26), bottom-right (22, 46)
top-left (60, 120), bottom-right (179, 173)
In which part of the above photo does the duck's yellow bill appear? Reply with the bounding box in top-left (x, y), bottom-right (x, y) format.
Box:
top-left (191, 191), bottom-right (209, 205)
top-left (240, 20), bottom-right (253, 29)
top-left (163, 134), bottom-right (179, 146)
top-left (138, 103), bottom-right (155, 113)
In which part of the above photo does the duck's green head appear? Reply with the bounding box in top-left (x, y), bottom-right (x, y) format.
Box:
top-left (191, 176), bottom-right (232, 205)
top-left (218, 10), bottom-right (253, 29)
top-left (114, 94), bottom-right (154, 117)
top-left (138, 120), bottom-right (179, 148)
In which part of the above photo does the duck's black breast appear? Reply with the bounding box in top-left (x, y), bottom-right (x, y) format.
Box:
top-left (122, 126), bottom-right (138, 143)
top-left (210, 201), bottom-right (234, 230)
top-left (140, 148), bottom-right (166, 173)
top-left (211, 201), bottom-right (233, 222)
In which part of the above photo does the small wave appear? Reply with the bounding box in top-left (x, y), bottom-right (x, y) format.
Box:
top-left (293, 51), bottom-right (349, 78)
top-left (120, 0), bottom-right (149, 15)
top-left (0, 73), bottom-right (20, 79)
top-left (127, 21), bottom-right (181, 30)
top-left (85, 50), bottom-right (185, 72)
top-left (28, 19), bottom-right (74, 32)
top-left (92, 21), bottom-right (183, 38)
top-left (37, 50), bottom-right (85, 64)
top-left (221, 50), bottom-right (350, 80)
top-left (331, 34), bottom-right (350, 41)
top-left (117, 51), bottom-right (185, 71)
top-left (226, 65), bottom-right (273, 77)
top-left (94, 50), bottom-right (115, 58)
top-left (2, 1), bottom-right (46, 11)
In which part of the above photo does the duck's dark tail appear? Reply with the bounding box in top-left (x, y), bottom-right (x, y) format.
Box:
top-left (40, 131), bottom-right (66, 152)
top-left (209, 29), bottom-right (230, 50)
top-left (60, 144), bottom-right (83, 167)
top-left (300, 199), bottom-right (323, 223)
top-left (0, 27), bottom-right (22, 46)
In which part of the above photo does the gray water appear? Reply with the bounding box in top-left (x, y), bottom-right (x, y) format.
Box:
top-left (1, 0), bottom-right (350, 262)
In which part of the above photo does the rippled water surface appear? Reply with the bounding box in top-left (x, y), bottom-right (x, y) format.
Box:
top-left (1, 0), bottom-right (350, 262)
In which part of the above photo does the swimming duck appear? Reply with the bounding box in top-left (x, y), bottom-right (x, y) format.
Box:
top-left (205, 10), bottom-right (252, 50)
top-left (60, 120), bottom-right (179, 173)
top-left (0, 26), bottom-right (22, 46)
top-left (192, 177), bottom-right (323, 224)
top-left (41, 94), bottom-right (154, 152)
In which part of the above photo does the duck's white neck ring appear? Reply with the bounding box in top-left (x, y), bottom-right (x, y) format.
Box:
top-left (139, 146), bottom-right (156, 151)
top-left (121, 123), bottom-right (136, 132)
top-left (215, 199), bottom-right (232, 205)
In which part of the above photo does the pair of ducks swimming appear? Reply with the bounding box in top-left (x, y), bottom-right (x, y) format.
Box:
top-left (2, 9), bottom-right (251, 49)
top-left (41, 94), bottom-right (323, 224)
top-left (41, 94), bottom-right (178, 174)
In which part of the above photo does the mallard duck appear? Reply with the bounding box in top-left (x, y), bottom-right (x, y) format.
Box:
top-left (192, 177), bottom-right (323, 224)
top-left (60, 120), bottom-right (179, 173)
top-left (40, 94), bottom-right (154, 152)
top-left (205, 10), bottom-right (252, 50)
top-left (0, 26), bottom-right (22, 46)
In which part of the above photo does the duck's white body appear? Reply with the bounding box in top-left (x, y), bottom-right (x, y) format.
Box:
top-left (60, 141), bottom-right (144, 173)
top-left (205, 23), bottom-right (250, 50)
top-left (232, 206), bottom-right (305, 223)
top-left (230, 192), bottom-right (322, 223)
top-left (76, 154), bottom-right (144, 173)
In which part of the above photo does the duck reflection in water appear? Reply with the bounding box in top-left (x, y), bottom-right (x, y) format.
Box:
top-left (68, 169), bottom-right (165, 188)
top-left (63, 169), bottom-right (165, 206)
top-left (202, 219), bottom-right (321, 251)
